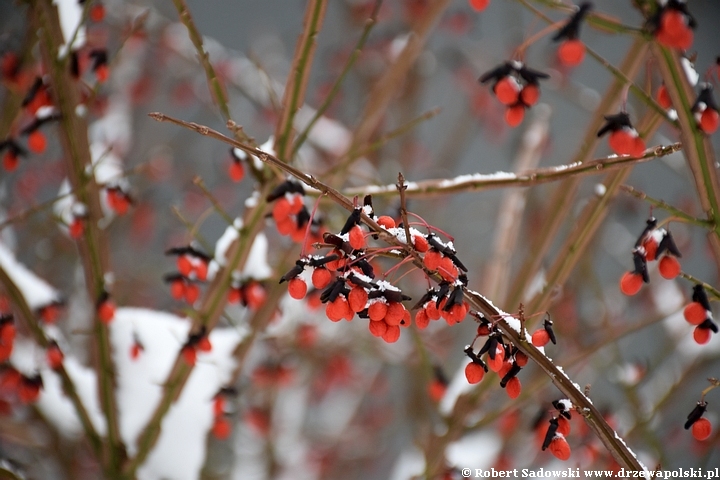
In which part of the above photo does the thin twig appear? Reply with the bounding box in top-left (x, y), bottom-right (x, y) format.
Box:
top-left (620, 185), bottom-right (714, 229)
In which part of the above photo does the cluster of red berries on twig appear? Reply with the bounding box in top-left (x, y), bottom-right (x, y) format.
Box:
top-left (648, 0), bottom-right (696, 51)
top-left (684, 400), bottom-right (712, 441)
top-left (553, 2), bottom-right (592, 67)
top-left (541, 399), bottom-right (574, 460)
top-left (464, 316), bottom-right (527, 399)
top-left (268, 180), bottom-right (321, 243)
top-left (164, 245), bottom-right (211, 304)
top-left (180, 326), bottom-right (212, 366)
top-left (413, 278), bottom-right (470, 328)
top-left (211, 387), bottom-right (236, 440)
top-left (597, 112), bottom-right (646, 158)
top-left (479, 61), bottom-right (549, 127)
top-left (620, 217), bottom-right (682, 296)
top-left (0, 367), bottom-right (43, 405)
top-left (683, 285), bottom-right (718, 344)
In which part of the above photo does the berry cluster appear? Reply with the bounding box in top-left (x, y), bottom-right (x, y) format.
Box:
top-left (692, 84), bottom-right (719, 135)
top-left (413, 279), bottom-right (470, 329)
top-left (597, 112), bottom-right (646, 158)
top-left (553, 2), bottom-right (592, 67)
top-left (540, 399), bottom-right (574, 460)
top-left (683, 285), bottom-right (718, 345)
top-left (649, 0), bottom-right (696, 51)
top-left (463, 318), bottom-right (527, 399)
top-left (268, 180), bottom-right (321, 243)
top-left (211, 387), bottom-right (236, 440)
top-left (479, 61), bottom-right (549, 127)
top-left (620, 217), bottom-right (681, 296)
top-left (180, 326), bottom-right (212, 366)
top-left (684, 401), bottom-right (712, 441)
top-left (165, 245), bottom-right (211, 304)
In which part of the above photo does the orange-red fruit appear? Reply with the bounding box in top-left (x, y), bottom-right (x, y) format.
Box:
top-left (288, 195), bottom-right (304, 215)
top-left (69, 218), bottom-right (84, 239)
top-left (693, 326), bottom-right (712, 345)
top-left (619, 271), bottom-right (643, 296)
top-left (428, 379), bottom-right (446, 402)
top-left (494, 77), bottom-right (520, 105)
top-left (631, 136), bottom-right (646, 157)
top-left (684, 302), bottom-right (707, 325)
top-left (658, 255), bottom-right (681, 279)
top-left (348, 225), bottom-right (365, 250)
top-left (377, 215), bottom-right (396, 229)
top-left (18, 381), bottom-right (41, 404)
top-left (311, 267), bottom-right (332, 289)
top-left (0, 344), bottom-right (11, 363)
top-left (557, 416), bottom-right (571, 436)
top-left (520, 84), bottom-right (539, 106)
top-left (469, 0), bottom-right (490, 12)
top-left (198, 336), bottom-right (212, 352)
top-left (549, 436), bottom-right (571, 460)
top-left (170, 279), bottom-right (185, 300)
top-left (413, 234), bottom-right (429, 252)
top-left (229, 161), bottom-right (244, 182)
top-left (425, 301), bottom-right (441, 321)
top-left (326, 296), bottom-right (350, 322)
top-left (465, 362), bottom-right (485, 384)
top-left (98, 301), bottom-right (115, 324)
top-left (657, 10), bottom-right (693, 50)
top-left (423, 250), bottom-right (441, 271)
top-left (272, 197), bottom-right (291, 222)
top-left (348, 287), bottom-right (368, 313)
top-left (531, 329), bottom-right (550, 347)
top-left (438, 256), bottom-right (458, 281)
top-left (27, 130), bottom-right (46, 153)
top-left (181, 345), bottom-right (197, 365)
top-left (609, 129), bottom-right (636, 156)
top-left (95, 64), bottom-right (109, 83)
top-left (130, 343), bottom-right (142, 360)
top-left (368, 319), bottom-right (388, 337)
top-left (3, 152), bottom-right (18, 172)
top-left (642, 237), bottom-right (658, 262)
top-left (90, 3), bottom-right (106, 22)
top-left (505, 376), bottom-right (521, 399)
top-left (415, 309), bottom-right (430, 329)
top-left (657, 84), bottom-right (672, 110)
top-left (287, 277), bottom-right (307, 300)
top-left (691, 417), bottom-right (712, 441)
top-left (558, 39), bottom-right (585, 66)
top-left (212, 416), bottom-right (232, 440)
top-left (504, 105), bottom-right (525, 127)
top-left (368, 301), bottom-right (388, 321)
top-left (184, 284), bottom-right (200, 304)
top-left (384, 302), bottom-right (406, 326)
top-left (244, 282), bottom-right (267, 309)
top-left (487, 346), bottom-right (505, 372)
top-left (47, 346), bottom-right (64, 369)
top-left (700, 109), bottom-right (719, 134)
top-left (515, 351), bottom-right (528, 367)
top-left (382, 324), bottom-right (401, 343)
top-left (213, 396), bottom-right (226, 416)
top-left (1, 323), bottom-right (15, 346)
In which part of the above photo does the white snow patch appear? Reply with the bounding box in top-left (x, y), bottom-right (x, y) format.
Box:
top-left (54, 0), bottom-right (86, 57)
top-left (0, 241), bottom-right (59, 309)
top-left (446, 431), bottom-right (501, 470)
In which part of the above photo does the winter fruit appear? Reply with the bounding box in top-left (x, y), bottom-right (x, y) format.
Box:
top-left (658, 255), bottom-right (681, 279)
top-left (557, 39), bottom-right (585, 66)
top-left (468, 0), bottom-right (490, 12)
top-left (504, 105), bottom-right (525, 127)
top-left (27, 130), bottom-right (46, 154)
top-left (465, 362), bottom-right (485, 384)
top-left (212, 416), bottom-right (232, 440)
top-left (684, 302), bottom-right (707, 325)
top-left (505, 376), bottom-right (521, 399)
top-left (620, 272), bottom-right (643, 296)
top-left (549, 436), bottom-right (571, 460)
top-left (531, 329), bottom-right (550, 347)
top-left (691, 417), bottom-right (712, 441)
top-left (287, 277), bottom-right (307, 300)
top-left (693, 326), bottom-right (711, 345)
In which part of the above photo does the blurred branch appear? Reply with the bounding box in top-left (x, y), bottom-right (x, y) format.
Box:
top-left (33, 0), bottom-right (123, 472)
top-left (292, 0), bottom-right (382, 156)
top-left (273, 0), bottom-right (328, 162)
top-left (620, 185), bottom-right (714, 229)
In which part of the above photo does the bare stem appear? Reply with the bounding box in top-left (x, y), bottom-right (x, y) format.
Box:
top-left (620, 185), bottom-right (714, 229)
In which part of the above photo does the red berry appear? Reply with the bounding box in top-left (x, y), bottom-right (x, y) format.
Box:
top-left (631, 136), bottom-right (646, 157)
top-left (287, 277), bottom-right (307, 300)
top-left (413, 234), bottom-right (429, 252)
top-left (348, 225), bottom-right (366, 250)
top-left (27, 130), bottom-right (46, 154)
top-left (642, 237), bottom-right (658, 262)
top-left (311, 267), bottom-right (332, 289)
top-left (520, 84), bottom-right (539, 106)
top-left (170, 279), bottom-right (185, 300)
top-left (377, 216), bottom-right (396, 229)
top-left (382, 324), bottom-right (401, 343)
top-left (326, 296), bottom-right (348, 322)
top-left (348, 286), bottom-right (368, 313)
top-left (700, 109), bottom-right (719, 134)
top-left (557, 416), bottom-right (571, 436)
top-left (468, 0), bottom-right (490, 12)
top-left (212, 416), bottom-right (232, 440)
top-left (213, 396), bottom-right (226, 416)
top-left (465, 362), bottom-right (485, 384)
top-left (288, 195), bottom-right (304, 215)
top-left (181, 345), bottom-right (197, 365)
top-left (1, 323), bottom-right (15, 346)
top-left (693, 326), bottom-right (712, 345)
top-left (95, 64), bottom-right (109, 83)
top-left (609, 129), bottom-right (636, 156)
top-left (427, 379), bottom-right (446, 402)
top-left (558, 39), bottom-right (585, 66)
top-left (90, 3), bottom-right (105, 22)
top-left (384, 302), bottom-right (406, 326)
top-left (177, 256), bottom-right (193, 276)
top-left (229, 161), bottom-right (244, 182)
top-left (368, 301), bottom-right (388, 321)
top-left (494, 77), bottom-right (520, 105)
top-left (531, 329), bottom-right (550, 347)
top-left (620, 271), bottom-right (643, 296)
top-left (2, 152), bottom-right (18, 172)
top-left (415, 309), bottom-right (430, 329)
top-left (505, 376), bottom-right (521, 399)
top-left (69, 218), bottom-right (84, 239)
top-left (184, 283), bottom-right (200, 304)
top-left (98, 301), bottom-right (115, 324)
top-left (368, 319), bottom-right (388, 337)
top-left (658, 255), bottom-right (681, 279)
top-left (47, 345), bottom-right (64, 369)
top-left (244, 282), bottom-right (267, 309)
top-left (515, 351), bottom-right (528, 367)
top-left (657, 84), bottom-right (672, 109)
top-left (504, 105), bottom-right (525, 127)
top-left (684, 302), bottom-right (707, 325)
top-left (198, 336), bottom-right (212, 352)
top-left (438, 256), bottom-right (458, 281)
top-left (691, 417), bottom-right (712, 441)
top-left (549, 436), bottom-right (571, 460)
top-left (487, 346), bottom-right (505, 372)
top-left (18, 380), bottom-right (41, 404)
top-left (272, 197), bottom-right (291, 222)
top-left (130, 343), bottom-right (142, 360)
top-left (0, 344), bottom-right (11, 363)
